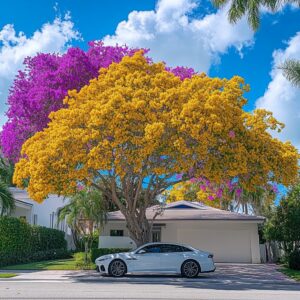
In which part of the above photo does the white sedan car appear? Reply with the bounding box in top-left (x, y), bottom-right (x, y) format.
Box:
top-left (95, 242), bottom-right (215, 278)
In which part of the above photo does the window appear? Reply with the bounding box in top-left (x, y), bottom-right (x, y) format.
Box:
top-left (139, 244), bottom-right (162, 254)
top-left (110, 230), bottom-right (124, 237)
top-left (161, 244), bottom-right (192, 253)
top-left (33, 214), bottom-right (38, 225)
top-left (180, 246), bottom-right (192, 252)
top-left (152, 231), bottom-right (161, 242)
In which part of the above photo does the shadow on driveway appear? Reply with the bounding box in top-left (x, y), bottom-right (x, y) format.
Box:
top-left (68, 263), bottom-right (300, 292)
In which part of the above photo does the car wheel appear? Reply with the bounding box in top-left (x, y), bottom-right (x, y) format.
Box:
top-left (108, 259), bottom-right (127, 277)
top-left (181, 260), bottom-right (200, 278)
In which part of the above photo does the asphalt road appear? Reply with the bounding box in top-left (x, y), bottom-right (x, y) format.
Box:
top-left (1, 264), bottom-right (300, 300)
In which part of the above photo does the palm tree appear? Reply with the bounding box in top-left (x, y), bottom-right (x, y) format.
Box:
top-left (58, 188), bottom-right (107, 262)
top-left (212, 0), bottom-right (300, 87)
top-left (0, 180), bottom-right (15, 216)
top-left (213, 0), bottom-right (299, 30)
top-left (279, 59), bottom-right (300, 87)
top-left (0, 156), bottom-right (14, 186)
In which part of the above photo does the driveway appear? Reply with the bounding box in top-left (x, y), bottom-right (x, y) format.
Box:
top-left (1, 263), bottom-right (300, 300)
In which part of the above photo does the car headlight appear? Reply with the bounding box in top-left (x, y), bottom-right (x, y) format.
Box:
top-left (97, 257), bottom-right (109, 262)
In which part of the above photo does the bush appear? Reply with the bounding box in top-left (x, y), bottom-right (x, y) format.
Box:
top-left (73, 252), bottom-right (95, 269)
top-left (288, 249), bottom-right (300, 270)
top-left (0, 217), bottom-right (68, 267)
top-left (91, 248), bottom-right (130, 262)
top-left (31, 226), bottom-right (67, 252)
top-left (0, 217), bottom-right (32, 254)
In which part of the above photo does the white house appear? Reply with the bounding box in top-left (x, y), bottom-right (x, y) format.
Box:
top-left (99, 201), bottom-right (264, 263)
top-left (8, 187), bottom-right (74, 248)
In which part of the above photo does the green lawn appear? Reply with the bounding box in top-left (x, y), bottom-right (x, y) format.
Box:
top-left (280, 267), bottom-right (300, 281)
top-left (1, 258), bottom-right (95, 271)
top-left (0, 273), bottom-right (17, 278)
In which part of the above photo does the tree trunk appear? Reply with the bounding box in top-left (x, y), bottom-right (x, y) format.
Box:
top-left (124, 210), bottom-right (152, 247)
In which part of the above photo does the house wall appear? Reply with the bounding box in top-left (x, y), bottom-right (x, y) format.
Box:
top-left (99, 220), bottom-right (261, 263)
top-left (10, 205), bottom-right (32, 223)
top-left (10, 189), bottom-right (75, 249)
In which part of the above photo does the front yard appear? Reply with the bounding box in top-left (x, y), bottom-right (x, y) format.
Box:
top-left (0, 273), bottom-right (17, 278)
top-left (280, 267), bottom-right (300, 282)
top-left (1, 254), bottom-right (96, 271)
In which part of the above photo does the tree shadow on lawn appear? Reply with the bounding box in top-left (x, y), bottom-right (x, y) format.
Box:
top-left (70, 264), bottom-right (300, 292)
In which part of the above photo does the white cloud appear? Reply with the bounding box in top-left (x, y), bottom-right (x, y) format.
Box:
top-left (0, 15), bottom-right (80, 126)
top-left (103, 0), bottom-right (254, 72)
top-left (256, 32), bottom-right (300, 149)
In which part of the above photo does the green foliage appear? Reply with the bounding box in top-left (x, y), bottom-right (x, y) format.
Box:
top-left (0, 217), bottom-right (32, 254)
top-left (0, 217), bottom-right (68, 267)
top-left (264, 184), bottom-right (300, 254)
top-left (31, 226), bottom-right (67, 252)
top-left (73, 251), bottom-right (95, 269)
top-left (0, 157), bottom-right (14, 186)
top-left (0, 181), bottom-right (15, 216)
top-left (58, 188), bottom-right (106, 251)
top-left (280, 59), bottom-right (300, 87)
top-left (212, 0), bottom-right (299, 30)
top-left (91, 248), bottom-right (130, 262)
top-left (288, 249), bottom-right (300, 270)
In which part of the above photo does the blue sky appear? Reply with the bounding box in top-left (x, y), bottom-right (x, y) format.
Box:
top-left (0, 0), bottom-right (300, 147)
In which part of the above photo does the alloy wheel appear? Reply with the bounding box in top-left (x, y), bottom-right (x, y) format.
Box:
top-left (109, 260), bottom-right (126, 277)
top-left (182, 260), bottom-right (199, 278)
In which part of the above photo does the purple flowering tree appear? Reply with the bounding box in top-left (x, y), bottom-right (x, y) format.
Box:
top-left (1, 42), bottom-right (139, 162)
top-left (1, 41), bottom-right (195, 162)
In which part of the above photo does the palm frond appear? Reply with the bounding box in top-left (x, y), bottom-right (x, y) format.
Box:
top-left (279, 59), bottom-right (300, 87)
top-left (0, 180), bottom-right (15, 216)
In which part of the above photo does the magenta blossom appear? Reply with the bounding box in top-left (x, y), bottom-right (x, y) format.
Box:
top-left (1, 41), bottom-right (196, 162)
top-left (229, 130), bottom-right (235, 138)
top-left (236, 188), bottom-right (243, 197)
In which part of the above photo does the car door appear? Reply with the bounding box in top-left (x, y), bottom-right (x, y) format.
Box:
top-left (130, 244), bottom-right (163, 272)
top-left (160, 244), bottom-right (186, 272)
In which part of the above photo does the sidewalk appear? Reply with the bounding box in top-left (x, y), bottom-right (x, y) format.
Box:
top-left (0, 270), bottom-right (98, 282)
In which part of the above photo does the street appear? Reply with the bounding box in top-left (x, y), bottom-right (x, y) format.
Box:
top-left (1, 264), bottom-right (300, 300)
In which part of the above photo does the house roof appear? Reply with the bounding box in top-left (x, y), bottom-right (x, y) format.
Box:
top-left (107, 200), bottom-right (265, 222)
top-left (9, 187), bottom-right (66, 205)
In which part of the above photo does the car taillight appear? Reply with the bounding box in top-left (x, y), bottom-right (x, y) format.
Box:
top-left (208, 254), bottom-right (214, 258)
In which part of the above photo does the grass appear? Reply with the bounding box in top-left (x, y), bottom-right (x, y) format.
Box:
top-left (1, 256), bottom-right (96, 271)
top-left (0, 273), bottom-right (17, 278)
top-left (280, 267), bottom-right (300, 281)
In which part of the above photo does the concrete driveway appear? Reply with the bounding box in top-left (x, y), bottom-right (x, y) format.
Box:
top-left (1, 264), bottom-right (300, 300)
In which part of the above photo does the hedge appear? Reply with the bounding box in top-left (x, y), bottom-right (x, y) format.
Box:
top-left (31, 225), bottom-right (67, 252)
top-left (0, 217), bottom-right (69, 267)
top-left (288, 249), bottom-right (300, 270)
top-left (91, 248), bottom-right (130, 262)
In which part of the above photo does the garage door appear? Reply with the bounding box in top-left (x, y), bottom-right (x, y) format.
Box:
top-left (177, 228), bottom-right (252, 263)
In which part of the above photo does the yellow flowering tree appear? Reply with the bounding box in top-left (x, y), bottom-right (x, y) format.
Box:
top-left (165, 181), bottom-right (277, 214)
top-left (14, 52), bottom-right (299, 246)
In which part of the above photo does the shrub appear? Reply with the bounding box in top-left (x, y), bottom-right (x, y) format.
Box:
top-left (91, 248), bottom-right (130, 262)
top-left (288, 249), bottom-right (300, 270)
top-left (0, 217), bottom-right (32, 254)
top-left (73, 252), bottom-right (95, 269)
top-left (31, 226), bottom-right (67, 252)
top-left (0, 216), bottom-right (68, 267)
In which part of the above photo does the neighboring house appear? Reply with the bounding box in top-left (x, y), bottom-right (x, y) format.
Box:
top-left (8, 187), bottom-right (74, 248)
top-left (99, 201), bottom-right (264, 263)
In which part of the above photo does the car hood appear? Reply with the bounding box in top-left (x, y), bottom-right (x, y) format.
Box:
top-left (96, 252), bottom-right (133, 261)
